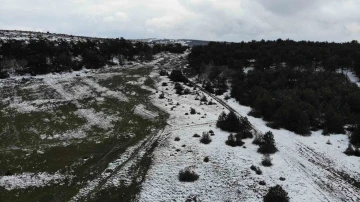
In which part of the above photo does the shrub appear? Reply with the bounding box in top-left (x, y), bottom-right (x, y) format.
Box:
top-left (179, 167), bottom-right (199, 182)
top-left (326, 140), bottom-right (332, 145)
top-left (355, 148), bottom-right (360, 157)
top-left (169, 70), bottom-right (188, 82)
top-left (350, 123), bottom-right (360, 146)
top-left (204, 156), bottom-right (209, 162)
top-left (226, 134), bottom-right (237, 147)
top-left (184, 88), bottom-right (191, 95)
top-left (190, 108), bottom-right (196, 115)
top-left (256, 168), bottom-right (263, 175)
top-left (209, 130), bottom-right (214, 134)
top-left (200, 132), bottom-right (212, 144)
top-left (159, 92), bottom-right (165, 99)
top-left (162, 82), bottom-right (168, 86)
top-left (200, 95), bottom-right (207, 102)
top-left (235, 133), bottom-right (245, 146)
top-left (250, 165), bottom-right (257, 171)
top-left (217, 111), bottom-right (251, 133)
top-left (224, 94), bottom-right (230, 100)
top-left (159, 69), bottom-right (167, 76)
top-left (253, 131), bottom-right (265, 145)
top-left (262, 155), bottom-right (273, 167)
top-left (279, 177), bottom-right (286, 181)
top-left (258, 131), bottom-right (278, 154)
top-left (259, 181), bottom-right (266, 186)
top-left (175, 137), bottom-right (180, 141)
top-left (263, 185), bottom-right (289, 202)
top-left (193, 133), bottom-right (200, 137)
top-left (185, 194), bottom-right (201, 202)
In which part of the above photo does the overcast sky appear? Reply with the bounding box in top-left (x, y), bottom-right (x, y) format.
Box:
top-left (0, 0), bottom-right (359, 42)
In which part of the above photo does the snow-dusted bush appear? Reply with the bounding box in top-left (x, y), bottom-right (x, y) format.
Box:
top-left (190, 108), bottom-right (196, 115)
top-left (159, 69), bottom-right (167, 76)
top-left (262, 154), bottom-right (273, 167)
top-left (193, 133), bottom-right (200, 137)
top-left (159, 92), bottom-right (165, 99)
top-left (225, 134), bottom-right (237, 147)
top-left (263, 185), bottom-right (289, 202)
top-left (258, 131), bottom-right (278, 154)
top-left (184, 88), bottom-right (191, 95)
top-left (203, 156), bottom-right (209, 162)
top-left (179, 167), bottom-right (199, 182)
top-left (200, 132), bottom-right (212, 144)
top-left (200, 95), bottom-right (207, 102)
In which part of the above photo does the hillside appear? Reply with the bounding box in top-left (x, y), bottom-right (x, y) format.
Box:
top-left (0, 31), bottom-right (359, 202)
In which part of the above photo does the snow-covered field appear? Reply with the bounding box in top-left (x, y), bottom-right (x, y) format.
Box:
top-left (140, 69), bottom-right (360, 201)
top-left (1, 49), bottom-right (359, 201)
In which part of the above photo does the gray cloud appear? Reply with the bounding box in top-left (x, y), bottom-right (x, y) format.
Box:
top-left (0, 0), bottom-right (359, 42)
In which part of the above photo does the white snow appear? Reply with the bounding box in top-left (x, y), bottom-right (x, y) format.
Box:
top-left (139, 70), bottom-right (360, 202)
top-left (0, 172), bottom-right (69, 190)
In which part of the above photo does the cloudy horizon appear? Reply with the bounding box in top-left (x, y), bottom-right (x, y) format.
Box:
top-left (0, 0), bottom-right (359, 42)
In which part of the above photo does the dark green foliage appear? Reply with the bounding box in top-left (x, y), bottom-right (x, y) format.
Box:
top-left (200, 132), bottom-right (212, 144)
top-left (263, 185), bottom-right (289, 202)
top-left (179, 168), bottom-right (199, 182)
top-left (184, 88), bottom-right (191, 95)
top-left (216, 111), bottom-right (251, 133)
top-left (159, 92), bottom-right (165, 99)
top-left (262, 155), bottom-right (273, 167)
top-left (351, 122), bottom-right (360, 146)
top-left (200, 95), bottom-right (207, 102)
top-left (0, 36), bottom-right (187, 77)
top-left (169, 70), bottom-right (188, 83)
top-left (344, 144), bottom-right (355, 156)
top-left (159, 69), bottom-right (167, 76)
top-left (258, 131), bottom-right (278, 154)
top-left (188, 41), bottom-right (360, 135)
top-left (203, 156), bottom-right (209, 162)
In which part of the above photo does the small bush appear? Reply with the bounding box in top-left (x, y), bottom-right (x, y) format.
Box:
top-left (162, 82), bottom-right (168, 86)
top-left (258, 144), bottom-right (278, 154)
top-left (193, 133), bottom-right (200, 137)
top-left (159, 92), bottom-right (165, 99)
top-left (279, 177), bottom-right (286, 181)
top-left (200, 132), bottom-right (212, 144)
top-left (253, 131), bottom-right (265, 145)
top-left (263, 185), bottom-right (289, 202)
top-left (355, 148), bottom-right (360, 157)
top-left (209, 130), bottom-right (214, 134)
top-left (344, 144), bottom-right (355, 156)
top-left (204, 156), bottom-right (209, 162)
top-left (326, 140), bottom-right (332, 145)
top-left (175, 137), bottom-right (180, 141)
top-left (250, 165), bottom-right (257, 171)
top-left (258, 131), bottom-right (278, 154)
top-left (184, 88), bottom-right (191, 95)
top-left (226, 134), bottom-right (237, 147)
top-left (159, 69), bottom-right (167, 76)
top-left (169, 70), bottom-right (188, 82)
top-left (200, 95), bottom-right (207, 102)
top-left (179, 167), bottom-right (199, 182)
top-left (256, 168), bottom-right (263, 175)
top-left (185, 194), bottom-right (201, 202)
top-left (190, 108), bottom-right (196, 115)
top-left (259, 181), bottom-right (266, 186)
top-left (224, 94), bottom-right (230, 100)
top-left (262, 155), bottom-right (273, 167)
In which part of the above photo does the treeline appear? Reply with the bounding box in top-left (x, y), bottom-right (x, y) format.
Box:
top-left (189, 39), bottom-right (360, 76)
top-left (0, 37), bottom-right (187, 77)
top-left (188, 39), bottom-right (360, 142)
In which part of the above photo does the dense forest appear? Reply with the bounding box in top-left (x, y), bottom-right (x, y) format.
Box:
top-left (188, 40), bottom-right (360, 146)
top-left (0, 37), bottom-right (187, 78)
